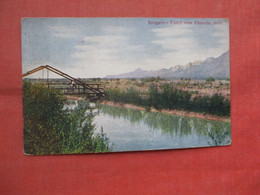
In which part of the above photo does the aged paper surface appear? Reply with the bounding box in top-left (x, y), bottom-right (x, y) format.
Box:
top-left (22, 18), bottom-right (230, 155)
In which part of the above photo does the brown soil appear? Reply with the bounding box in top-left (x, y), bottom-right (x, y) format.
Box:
top-left (66, 95), bottom-right (84, 100)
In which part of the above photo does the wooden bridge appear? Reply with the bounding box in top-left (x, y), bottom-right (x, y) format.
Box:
top-left (22, 65), bottom-right (105, 101)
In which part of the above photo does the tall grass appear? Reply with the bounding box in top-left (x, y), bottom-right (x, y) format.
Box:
top-left (105, 84), bottom-right (230, 117)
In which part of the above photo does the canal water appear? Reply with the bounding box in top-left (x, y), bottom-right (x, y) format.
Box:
top-left (92, 103), bottom-right (231, 152)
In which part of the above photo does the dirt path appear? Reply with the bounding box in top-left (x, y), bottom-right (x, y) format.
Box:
top-left (66, 95), bottom-right (84, 100)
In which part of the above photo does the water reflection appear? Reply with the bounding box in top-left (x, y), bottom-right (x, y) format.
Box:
top-left (97, 104), bottom-right (231, 147)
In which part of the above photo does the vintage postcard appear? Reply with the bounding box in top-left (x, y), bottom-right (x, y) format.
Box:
top-left (22, 18), bottom-right (231, 155)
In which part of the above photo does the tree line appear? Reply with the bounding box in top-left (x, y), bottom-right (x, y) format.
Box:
top-left (105, 84), bottom-right (230, 117)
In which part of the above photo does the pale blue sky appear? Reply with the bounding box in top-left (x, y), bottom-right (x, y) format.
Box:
top-left (22, 18), bottom-right (229, 78)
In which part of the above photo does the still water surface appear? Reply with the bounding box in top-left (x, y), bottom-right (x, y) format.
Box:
top-left (93, 104), bottom-right (231, 152)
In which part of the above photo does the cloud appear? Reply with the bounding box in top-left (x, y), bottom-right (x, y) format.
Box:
top-left (212, 24), bottom-right (229, 51)
top-left (68, 23), bottom-right (229, 77)
top-left (24, 19), bottom-right (229, 78)
top-left (104, 26), bottom-right (131, 34)
top-left (146, 24), bottom-right (229, 68)
top-left (151, 25), bottom-right (192, 37)
top-left (49, 25), bottom-right (80, 38)
top-left (152, 37), bottom-right (196, 51)
top-left (70, 27), bottom-right (145, 77)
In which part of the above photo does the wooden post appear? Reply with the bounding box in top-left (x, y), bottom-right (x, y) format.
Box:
top-left (47, 69), bottom-right (49, 88)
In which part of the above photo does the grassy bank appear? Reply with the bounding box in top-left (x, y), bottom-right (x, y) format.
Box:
top-left (101, 101), bottom-right (230, 122)
top-left (105, 84), bottom-right (230, 117)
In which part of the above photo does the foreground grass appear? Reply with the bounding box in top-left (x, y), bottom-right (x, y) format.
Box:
top-left (23, 81), bottom-right (111, 155)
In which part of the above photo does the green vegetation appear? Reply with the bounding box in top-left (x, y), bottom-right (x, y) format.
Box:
top-left (105, 83), bottom-right (230, 117)
top-left (206, 77), bottom-right (215, 82)
top-left (141, 76), bottom-right (164, 83)
top-left (192, 94), bottom-right (230, 116)
top-left (105, 87), bottom-right (145, 106)
top-left (208, 125), bottom-right (231, 146)
top-left (23, 81), bottom-right (111, 155)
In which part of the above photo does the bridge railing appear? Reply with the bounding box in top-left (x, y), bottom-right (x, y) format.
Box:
top-left (23, 65), bottom-right (105, 99)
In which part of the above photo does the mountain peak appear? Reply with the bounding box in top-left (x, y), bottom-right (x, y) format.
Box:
top-left (170, 65), bottom-right (183, 71)
top-left (184, 60), bottom-right (202, 69)
top-left (135, 68), bottom-right (144, 72)
top-left (205, 57), bottom-right (215, 63)
top-left (105, 51), bottom-right (229, 79)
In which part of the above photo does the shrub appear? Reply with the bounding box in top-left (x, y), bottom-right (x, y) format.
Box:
top-left (105, 83), bottom-right (230, 117)
top-left (206, 77), bottom-right (215, 82)
top-left (23, 81), bottom-right (111, 155)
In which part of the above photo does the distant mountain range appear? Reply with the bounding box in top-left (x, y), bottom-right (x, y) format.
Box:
top-left (105, 51), bottom-right (230, 79)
